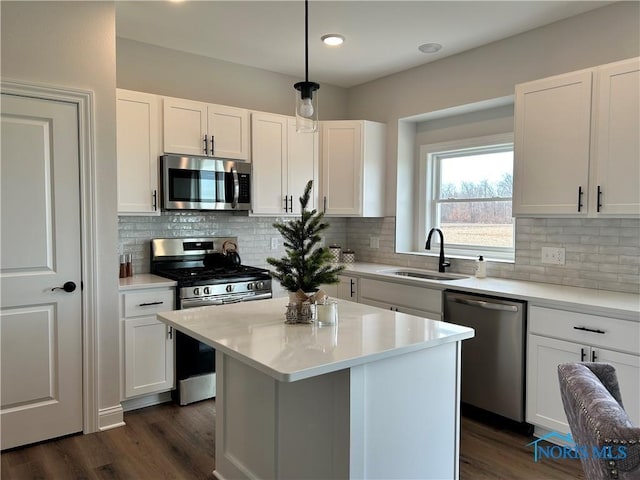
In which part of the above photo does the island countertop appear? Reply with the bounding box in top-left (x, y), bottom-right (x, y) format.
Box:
top-left (157, 297), bottom-right (474, 382)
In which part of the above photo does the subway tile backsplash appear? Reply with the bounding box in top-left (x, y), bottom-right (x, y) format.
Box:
top-left (119, 214), bottom-right (639, 294)
top-left (118, 212), bottom-right (348, 276)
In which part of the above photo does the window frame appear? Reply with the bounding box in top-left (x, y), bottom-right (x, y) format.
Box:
top-left (416, 133), bottom-right (515, 262)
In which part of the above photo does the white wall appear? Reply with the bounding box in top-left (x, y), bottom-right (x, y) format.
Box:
top-left (346, 2), bottom-right (640, 214)
top-left (1, 1), bottom-right (120, 422)
top-left (117, 38), bottom-right (349, 119)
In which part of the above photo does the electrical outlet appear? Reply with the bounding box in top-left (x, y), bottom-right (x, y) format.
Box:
top-left (369, 236), bottom-right (380, 249)
top-left (541, 246), bottom-right (565, 265)
top-left (270, 237), bottom-right (278, 250)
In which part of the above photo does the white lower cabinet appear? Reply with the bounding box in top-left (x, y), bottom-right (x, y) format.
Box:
top-left (358, 278), bottom-right (442, 319)
top-left (121, 287), bottom-right (176, 399)
top-left (321, 274), bottom-right (359, 301)
top-left (336, 274), bottom-right (358, 301)
top-left (526, 306), bottom-right (640, 434)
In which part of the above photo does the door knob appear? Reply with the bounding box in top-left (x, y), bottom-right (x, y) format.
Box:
top-left (52, 281), bottom-right (76, 293)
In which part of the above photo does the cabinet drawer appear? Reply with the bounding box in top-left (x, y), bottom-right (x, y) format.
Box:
top-left (529, 306), bottom-right (639, 354)
top-left (123, 290), bottom-right (174, 318)
top-left (359, 278), bottom-right (442, 314)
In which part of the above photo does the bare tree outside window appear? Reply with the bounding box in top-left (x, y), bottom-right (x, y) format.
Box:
top-left (429, 145), bottom-right (514, 253)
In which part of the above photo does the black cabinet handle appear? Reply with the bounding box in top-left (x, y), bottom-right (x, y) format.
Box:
top-left (580, 348), bottom-right (587, 361)
top-left (167, 326), bottom-right (173, 340)
top-left (203, 134), bottom-right (208, 155)
top-left (138, 301), bottom-right (164, 307)
top-left (289, 196), bottom-right (293, 212)
top-left (210, 135), bottom-right (215, 156)
top-left (597, 186), bottom-right (602, 213)
top-left (283, 196), bottom-right (288, 212)
top-left (577, 186), bottom-right (584, 212)
top-left (573, 326), bottom-right (605, 334)
top-left (323, 196), bottom-right (327, 213)
top-left (350, 279), bottom-right (355, 298)
top-left (152, 189), bottom-right (157, 211)
top-left (591, 350), bottom-right (598, 362)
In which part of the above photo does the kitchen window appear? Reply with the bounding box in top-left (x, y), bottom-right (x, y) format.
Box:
top-left (417, 133), bottom-right (515, 261)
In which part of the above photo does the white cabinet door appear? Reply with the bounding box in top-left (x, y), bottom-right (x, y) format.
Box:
top-left (526, 335), bottom-right (581, 434)
top-left (321, 121), bottom-right (363, 215)
top-left (163, 98), bottom-right (249, 160)
top-left (124, 316), bottom-right (175, 398)
top-left (163, 97), bottom-right (208, 156)
top-left (593, 57), bottom-right (640, 215)
top-left (121, 288), bottom-right (175, 399)
top-left (336, 275), bottom-right (358, 301)
top-left (320, 120), bottom-right (385, 217)
top-left (251, 113), bottom-right (287, 215)
top-left (595, 347), bottom-right (640, 426)
top-left (527, 334), bottom-right (640, 433)
top-left (116, 89), bottom-right (161, 215)
top-left (287, 118), bottom-right (318, 213)
top-left (514, 70), bottom-right (592, 216)
top-left (251, 114), bottom-right (318, 215)
top-left (208, 104), bottom-right (250, 161)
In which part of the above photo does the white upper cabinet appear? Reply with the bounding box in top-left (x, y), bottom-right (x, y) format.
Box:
top-left (287, 117), bottom-right (318, 214)
top-left (163, 97), bottom-right (250, 161)
top-left (320, 120), bottom-right (386, 217)
top-left (513, 70), bottom-right (592, 216)
top-left (251, 112), bottom-right (318, 215)
top-left (116, 89), bottom-right (162, 215)
top-left (514, 57), bottom-right (640, 217)
top-left (592, 57), bottom-right (640, 215)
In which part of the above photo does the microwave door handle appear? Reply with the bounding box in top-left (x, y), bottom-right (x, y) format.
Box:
top-left (231, 167), bottom-right (239, 209)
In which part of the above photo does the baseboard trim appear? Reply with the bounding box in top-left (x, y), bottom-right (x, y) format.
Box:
top-left (121, 391), bottom-right (173, 412)
top-left (98, 404), bottom-right (125, 431)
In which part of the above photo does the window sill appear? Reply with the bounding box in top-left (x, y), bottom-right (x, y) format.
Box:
top-left (398, 249), bottom-right (515, 264)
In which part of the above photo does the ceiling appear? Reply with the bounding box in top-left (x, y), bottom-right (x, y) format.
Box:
top-left (116, 1), bottom-right (612, 88)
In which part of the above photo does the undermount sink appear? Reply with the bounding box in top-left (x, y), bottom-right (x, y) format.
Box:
top-left (377, 268), bottom-right (469, 281)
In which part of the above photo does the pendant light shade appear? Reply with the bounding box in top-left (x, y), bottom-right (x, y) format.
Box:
top-left (294, 0), bottom-right (319, 133)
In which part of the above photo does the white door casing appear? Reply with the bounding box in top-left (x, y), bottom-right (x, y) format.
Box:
top-left (0, 87), bottom-right (92, 448)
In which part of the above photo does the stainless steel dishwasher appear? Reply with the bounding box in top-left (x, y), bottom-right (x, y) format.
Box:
top-left (443, 290), bottom-right (527, 422)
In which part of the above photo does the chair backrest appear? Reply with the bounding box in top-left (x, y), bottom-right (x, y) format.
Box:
top-left (557, 362), bottom-right (640, 480)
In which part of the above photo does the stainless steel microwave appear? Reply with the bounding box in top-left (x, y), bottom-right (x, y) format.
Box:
top-left (161, 155), bottom-right (251, 211)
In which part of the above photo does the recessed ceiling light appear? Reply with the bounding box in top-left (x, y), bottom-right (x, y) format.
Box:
top-left (321, 34), bottom-right (345, 47)
top-left (418, 43), bottom-right (443, 54)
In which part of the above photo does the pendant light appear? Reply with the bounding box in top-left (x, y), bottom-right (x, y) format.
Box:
top-left (294, 0), bottom-right (319, 133)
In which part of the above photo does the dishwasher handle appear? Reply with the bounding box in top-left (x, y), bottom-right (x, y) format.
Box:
top-left (451, 297), bottom-right (520, 312)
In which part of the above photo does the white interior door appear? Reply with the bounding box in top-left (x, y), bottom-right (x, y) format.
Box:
top-left (1, 93), bottom-right (83, 449)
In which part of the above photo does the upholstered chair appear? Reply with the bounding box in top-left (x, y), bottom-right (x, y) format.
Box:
top-left (558, 362), bottom-right (640, 480)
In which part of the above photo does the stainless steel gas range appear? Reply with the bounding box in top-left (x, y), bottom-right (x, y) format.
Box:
top-left (150, 237), bottom-right (272, 405)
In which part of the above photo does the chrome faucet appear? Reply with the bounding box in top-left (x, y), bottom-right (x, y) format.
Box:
top-left (425, 228), bottom-right (450, 273)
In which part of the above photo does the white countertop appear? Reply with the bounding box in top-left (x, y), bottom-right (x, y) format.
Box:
top-left (341, 263), bottom-right (640, 321)
top-left (119, 273), bottom-right (177, 291)
top-left (157, 297), bottom-right (474, 382)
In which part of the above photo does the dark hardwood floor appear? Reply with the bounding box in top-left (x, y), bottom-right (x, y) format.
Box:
top-left (2, 400), bottom-right (584, 479)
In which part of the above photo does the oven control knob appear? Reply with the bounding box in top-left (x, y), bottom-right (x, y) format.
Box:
top-left (247, 282), bottom-right (253, 290)
top-left (193, 287), bottom-right (200, 296)
top-left (203, 287), bottom-right (210, 295)
top-left (226, 284), bottom-right (234, 293)
top-left (256, 281), bottom-right (264, 290)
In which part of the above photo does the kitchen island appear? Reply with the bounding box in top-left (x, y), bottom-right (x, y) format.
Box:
top-left (157, 297), bottom-right (474, 480)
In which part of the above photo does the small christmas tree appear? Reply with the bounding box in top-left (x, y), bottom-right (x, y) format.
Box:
top-left (267, 180), bottom-right (344, 292)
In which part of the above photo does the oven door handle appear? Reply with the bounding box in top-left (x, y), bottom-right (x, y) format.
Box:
top-left (181, 298), bottom-right (224, 309)
top-left (222, 292), bottom-right (273, 304)
top-left (231, 167), bottom-right (239, 209)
